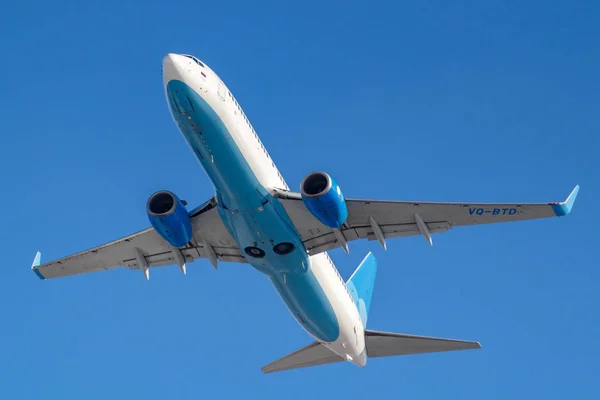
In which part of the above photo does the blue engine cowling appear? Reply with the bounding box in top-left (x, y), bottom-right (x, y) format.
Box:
top-left (146, 191), bottom-right (193, 247)
top-left (300, 172), bottom-right (348, 228)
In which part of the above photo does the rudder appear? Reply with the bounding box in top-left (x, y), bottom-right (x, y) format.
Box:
top-left (346, 252), bottom-right (377, 327)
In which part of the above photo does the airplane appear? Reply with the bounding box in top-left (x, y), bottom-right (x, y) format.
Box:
top-left (31, 53), bottom-right (579, 374)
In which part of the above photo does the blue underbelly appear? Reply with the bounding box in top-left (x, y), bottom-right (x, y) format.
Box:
top-left (271, 272), bottom-right (340, 342)
top-left (165, 79), bottom-right (340, 342)
top-left (166, 79), bottom-right (267, 208)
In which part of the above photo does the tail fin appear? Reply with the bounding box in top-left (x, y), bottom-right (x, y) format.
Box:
top-left (346, 252), bottom-right (377, 327)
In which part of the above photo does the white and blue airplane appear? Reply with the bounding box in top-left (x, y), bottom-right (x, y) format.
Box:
top-left (31, 53), bottom-right (579, 373)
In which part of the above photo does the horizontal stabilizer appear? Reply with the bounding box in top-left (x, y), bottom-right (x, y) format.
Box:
top-left (261, 342), bottom-right (344, 374)
top-left (365, 329), bottom-right (481, 358)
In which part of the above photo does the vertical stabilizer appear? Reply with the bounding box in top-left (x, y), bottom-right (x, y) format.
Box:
top-left (346, 252), bottom-right (377, 327)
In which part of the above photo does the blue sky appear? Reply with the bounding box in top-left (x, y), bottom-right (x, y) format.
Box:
top-left (1, 0), bottom-right (598, 398)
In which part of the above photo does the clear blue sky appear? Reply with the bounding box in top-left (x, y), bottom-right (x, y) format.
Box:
top-left (1, 1), bottom-right (598, 398)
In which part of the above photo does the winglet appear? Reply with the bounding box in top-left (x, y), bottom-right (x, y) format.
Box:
top-left (31, 251), bottom-right (45, 280)
top-left (550, 185), bottom-right (580, 217)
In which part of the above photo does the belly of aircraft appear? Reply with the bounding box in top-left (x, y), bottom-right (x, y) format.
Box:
top-left (270, 271), bottom-right (340, 343)
top-left (166, 79), bottom-right (341, 343)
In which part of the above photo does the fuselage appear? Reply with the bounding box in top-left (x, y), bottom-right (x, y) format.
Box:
top-left (162, 53), bottom-right (366, 366)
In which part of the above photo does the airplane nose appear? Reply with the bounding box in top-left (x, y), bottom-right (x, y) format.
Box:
top-left (162, 53), bottom-right (186, 85)
top-left (163, 53), bottom-right (179, 66)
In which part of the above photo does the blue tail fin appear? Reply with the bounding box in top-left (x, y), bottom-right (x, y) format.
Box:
top-left (346, 252), bottom-right (377, 328)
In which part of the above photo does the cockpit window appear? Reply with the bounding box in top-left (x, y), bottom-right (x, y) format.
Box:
top-left (182, 54), bottom-right (204, 67)
top-left (193, 57), bottom-right (204, 67)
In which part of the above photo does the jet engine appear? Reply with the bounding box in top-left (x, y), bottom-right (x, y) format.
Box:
top-left (146, 190), bottom-right (193, 247)
top-left (300, 172), bottom-right (348, 228)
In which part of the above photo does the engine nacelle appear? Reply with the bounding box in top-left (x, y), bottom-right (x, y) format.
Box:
top-left (300, 172), bottom-right (348, 229)
top-left (146, 190), bottom-right (193, 247)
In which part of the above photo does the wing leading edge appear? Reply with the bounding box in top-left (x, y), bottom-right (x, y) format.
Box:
top-left (275, 185), bottom-right (579, 255)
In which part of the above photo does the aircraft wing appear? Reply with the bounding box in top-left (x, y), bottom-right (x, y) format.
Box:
top-left (31, 197), bottom-right (246, 280)
top-left (274, 185), bottom-right (579, 255)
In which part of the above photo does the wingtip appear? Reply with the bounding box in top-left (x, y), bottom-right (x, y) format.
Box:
top-left (462, 341), bottom-right (482, 350)
top-left (31, 251), bottom-right (45, 280)
top-left (550, 185), bottom-right (579, 217)
top-left (31, 251), bottom-right (41, 268)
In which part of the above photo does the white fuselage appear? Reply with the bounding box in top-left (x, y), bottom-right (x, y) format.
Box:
top-left (162, 54), bottom-right (366, 366)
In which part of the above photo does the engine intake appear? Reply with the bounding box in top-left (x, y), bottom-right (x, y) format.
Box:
top-left (147, 190), bottom-right (193, 247)
top-left (300, 172), bottom-right (348, 229)
top-left (302, 173), bottom-right (330, 197)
